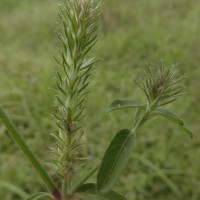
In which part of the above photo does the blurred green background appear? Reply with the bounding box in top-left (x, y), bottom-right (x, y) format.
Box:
top-left (0, 0), bottom-right (200, 199)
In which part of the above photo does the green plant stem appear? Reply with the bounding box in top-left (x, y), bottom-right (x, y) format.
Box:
top-left (61, 179), bottom-right (66, 199)
top-left (132, 112), bottom-right (148, 133)
top-left (0, 107), bottom-right (60, 197)
top-left (69, 163), bottom-right (100, 194)
top-left (131, 101), bottom-right (158, 133)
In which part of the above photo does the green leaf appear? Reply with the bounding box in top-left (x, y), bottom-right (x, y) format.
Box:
top-left (0, 107), bottom-right (58, 193)
top-left (152, 108), bottom-right (193, 139)
top-left (24, 192), bottom-right (53, 200)
top-left (107, 99), bottom-right (142, 113)
top-left (153, 108), bottom-right (184, 125)
top-left (78, 183), bottom-right (126, 200)
top-left (97, 129), bottom-right (134, 193)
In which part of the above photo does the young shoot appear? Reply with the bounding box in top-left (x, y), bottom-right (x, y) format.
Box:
top-left (97, 63), bottom-right (193, 195)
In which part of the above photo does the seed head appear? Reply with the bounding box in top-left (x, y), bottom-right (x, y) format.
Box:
top-left (50, 0), bottom-right (102, 178)
top-left (135, 62), bottom-right (186, 107)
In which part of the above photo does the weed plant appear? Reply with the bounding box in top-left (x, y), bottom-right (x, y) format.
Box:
top-left (0, 0), bottom-right (194, 200)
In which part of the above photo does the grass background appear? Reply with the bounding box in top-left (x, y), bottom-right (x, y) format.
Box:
top-left (0, 0), bottom-right (200, 199)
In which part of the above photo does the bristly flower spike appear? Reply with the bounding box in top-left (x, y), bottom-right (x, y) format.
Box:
top-left (50, 0), bottom-right (102, 181)
top-left (135, 62), bottom-right (187, 108)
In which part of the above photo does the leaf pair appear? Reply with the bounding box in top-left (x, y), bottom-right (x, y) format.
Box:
top-left (107, 98), bottom-right (193, 139)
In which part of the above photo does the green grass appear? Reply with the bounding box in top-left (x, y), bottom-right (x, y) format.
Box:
top-left (0, 0), bottom-right (200, 199)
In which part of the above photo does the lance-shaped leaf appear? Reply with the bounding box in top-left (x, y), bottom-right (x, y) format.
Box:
top-left (152, 108), bottom-right (193, 139)
top-left (77, 183), bottom-right (126, 200)
top-left (24, 192), bottom-right (54, 200)
top-left (97, 129), bottom-right (134, 193)
top-left (0, 107), bottom-right (58, 194)
top-left (107, 99), bottom-right (142, 113)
